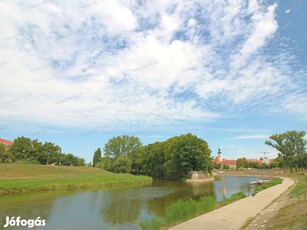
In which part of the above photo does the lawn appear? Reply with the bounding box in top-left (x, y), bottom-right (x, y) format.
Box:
top-left (0, 163), bottom-right (152, 194)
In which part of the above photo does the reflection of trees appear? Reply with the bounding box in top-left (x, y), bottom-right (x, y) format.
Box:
top-left (100, 189), bottom-right (143, 225)
top-left (147, 180), bottom-right (215, 216)
top-left (214, 176), bottom-right (257, 201)
top-left (99, 181), bottom-right (215, 224)
top-left (0, 191), bottom-right (59, 228)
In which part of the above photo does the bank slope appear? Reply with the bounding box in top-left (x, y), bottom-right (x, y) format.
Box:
top-left (0, 163), bottom-right (152, 194)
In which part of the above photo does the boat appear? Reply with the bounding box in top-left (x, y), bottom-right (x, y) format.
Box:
top-left (250, 178), bottom-right (270, 185)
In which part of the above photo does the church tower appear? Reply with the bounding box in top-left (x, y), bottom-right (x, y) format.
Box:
top-left (218, 148), bottom-right (223, 162)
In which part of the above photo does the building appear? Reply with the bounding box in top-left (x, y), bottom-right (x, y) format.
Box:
top-left (0, 138), bottom-right (14, 149)
top-left (212, 148), bottom-right (237, 169)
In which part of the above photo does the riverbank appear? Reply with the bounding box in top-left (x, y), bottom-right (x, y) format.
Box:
top-left (244, 173), bottom-right (307, 229)
top-left (0, 163), bottom-right (152, 194)
top-left (169, 177), bottom-right (294, 230)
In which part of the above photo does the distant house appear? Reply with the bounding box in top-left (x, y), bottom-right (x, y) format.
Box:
top-left (212, 149), bottom-right (237, 169)
top-left (0, 138), bottom-right (14, 149)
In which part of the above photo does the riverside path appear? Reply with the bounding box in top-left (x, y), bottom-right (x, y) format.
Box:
top-left (169, 177), bottom-right (294, 230)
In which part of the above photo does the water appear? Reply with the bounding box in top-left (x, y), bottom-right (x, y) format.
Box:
top-left (0, 176), bottom-right (257, 230)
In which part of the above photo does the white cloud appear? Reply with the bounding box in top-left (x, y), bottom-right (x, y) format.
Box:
top-left (283, 93), bottom-right (307, 120)
top-left (231, 3), bottom-right (278, 69)
top-left (0, 0), bottom-right (305, 131)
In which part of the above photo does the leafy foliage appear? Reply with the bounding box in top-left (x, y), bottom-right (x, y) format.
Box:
top-left (6, 136), bottom-right (84, 166)
top-left (265, 130), bottom-right (307, 172)
top-left (104, 135), bottom-right (142, 158)
top-left (113, 154), bottom-right (132, 173)
top-left (141, 133), bottom-right (212, 179)
top-left (92, 148), bottom-right (102, 167)
top-left (98, 133), bottom-right (212, 180)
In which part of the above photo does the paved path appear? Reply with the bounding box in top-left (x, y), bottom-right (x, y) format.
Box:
top-left (169, 177), bottom-right (294, 230)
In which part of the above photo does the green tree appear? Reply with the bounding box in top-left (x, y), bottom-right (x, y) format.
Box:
top-left (142, 142), bottom-right (166, 178)
top-left (96, 156), bottom-right (114, 171)
top-left (164, 133), bottom-right (212, 179)
top-left (0, 143), bottom-right (6, 163)
top-left (285, 130), bottom-right (307, 171)
top-left (104, 135), bottom-right (142, 158)
top-left (61, 153), bottom-right (77, 166)
top-left (112, 154), bottom-right (132, 173)
top-left (8, 136), bottom-right (33, 161)
top-left (39, 142), bottom-right (61, 165)
top-left (213, 162), bottom-right (222, 169)
top-left (129, 147), bottom-right (145, 174)
top-left (269, 158), bottom-right (280, 168)
top-left (222, 164), bottom-right (230, 170)
top-left (265, 130), bottom-right (307, 172)
top-left (93, 148), bottom-right (102, 167)
top-left (236, 157), bottom-right (248, 168)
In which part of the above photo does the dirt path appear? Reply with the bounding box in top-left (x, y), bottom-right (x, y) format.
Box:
top-left (169, 177), bottom-right (294, 230)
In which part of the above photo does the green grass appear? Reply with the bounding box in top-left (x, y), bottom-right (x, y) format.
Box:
top-left (165, 196), bottom-right (216, 224)
top-left (254, 178), bottom-right (283, 193)
top-left (291, 175), bottom-right (307, 198)
top-left (139, 192), bottom-right (247, 230)
top-left (139, 217), bottom-right (164, 230)
top-left (0, 163), bottom-right (152, 194)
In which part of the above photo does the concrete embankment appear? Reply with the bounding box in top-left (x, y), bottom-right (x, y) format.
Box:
top-left (169, 177), bottom-right (294, 230)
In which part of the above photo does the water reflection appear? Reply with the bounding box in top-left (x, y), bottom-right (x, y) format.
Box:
top-left (0, 191), bottom-right (58, 230)
top-left (0, 176), bottom-right (257, 230)
top-left (213, 176), bottom-right (256, 201)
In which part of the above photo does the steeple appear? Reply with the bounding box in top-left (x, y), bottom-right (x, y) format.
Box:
top-left (218, 148), bottom-right (223, 162)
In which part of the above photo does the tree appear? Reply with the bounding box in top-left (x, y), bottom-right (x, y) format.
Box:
top-left (104, 135), bottom-right (142, 158)
top-left (8, 136), bottom-right (33, 161)
top-left (96, 156), bottom-right (114, 171)
top-left (265, 130), bottom-right (307, 172)
top-left (236, 157), bottom-right (248, 169)
top-left (213, 162), bottom-right (222, 169)
top-left (39, 142), bottom-right (61, 165)
top-left (162, 133), bottom-right (212, 179)
top-left (112, 154), bottom-right (132, 173)
top-left (7, 136), bottom-right (83, 166)
top-left (129, 147), bottom-right (145, 174)
top-left (93, 148), bottom-right (102, 167)
top-left (142, 142), bottom-right (166, 178)
top-left (222, 164), bottom-right (230, 170)
top-left (0, 143), bottom-right (6, 163)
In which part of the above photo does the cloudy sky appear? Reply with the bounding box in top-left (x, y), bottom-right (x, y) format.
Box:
top-left (0, 0), bottom-right (306, 162)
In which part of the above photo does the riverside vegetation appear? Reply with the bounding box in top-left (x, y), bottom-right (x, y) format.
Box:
top-left (0, 163), bottom-right (151, 194)
top-left (139, 177), bottom-right (283, 230)
top-left (139, 192), bottom-right (246, 230)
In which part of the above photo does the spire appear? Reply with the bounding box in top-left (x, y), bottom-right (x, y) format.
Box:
top-left (218, 148), bottom-right (223, 162)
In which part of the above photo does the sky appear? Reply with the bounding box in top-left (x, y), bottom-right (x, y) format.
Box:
top-left (0, 0), bottom-right (306, 163)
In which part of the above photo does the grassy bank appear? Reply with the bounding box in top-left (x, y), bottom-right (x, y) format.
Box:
top-left (0, 163), bottom-right (152, 194)
top-left (140, 192), bottom-right (246, 230)
top-left (262, 174), bottom-right (307, 230)
top-left (254, 177), bottom-right (283, 193)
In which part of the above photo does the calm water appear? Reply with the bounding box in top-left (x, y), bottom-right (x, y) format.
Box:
top-left (0, 176), bottom-right (257, 230)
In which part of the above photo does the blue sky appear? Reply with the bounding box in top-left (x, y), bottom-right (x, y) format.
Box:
top-left (0, 0), bottom-right (306, 162)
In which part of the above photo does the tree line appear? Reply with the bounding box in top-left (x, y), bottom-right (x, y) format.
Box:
top-left (235, 158), bottom-right (270, 169)
top-left (93, 133), bottom-right (213, 180)
top-left (0, 136), bottom-right (85, 166)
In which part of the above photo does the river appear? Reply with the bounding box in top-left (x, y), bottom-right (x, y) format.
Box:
top-left (0, 176), bottom-right (257, 230)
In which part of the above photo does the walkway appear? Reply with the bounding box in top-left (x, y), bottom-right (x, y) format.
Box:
top-left (169, 177), bottom-right (294, 230)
